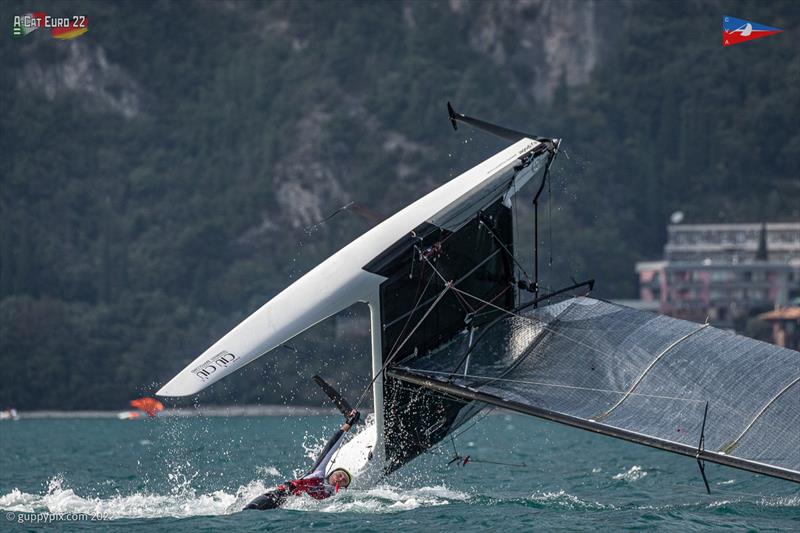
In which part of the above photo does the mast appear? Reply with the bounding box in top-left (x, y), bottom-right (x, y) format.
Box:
top-left (531, 143), bottom-right (560, 307)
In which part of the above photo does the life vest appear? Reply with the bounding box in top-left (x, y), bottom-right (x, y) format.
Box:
top-left (282, 477), bottom-right (331, 500)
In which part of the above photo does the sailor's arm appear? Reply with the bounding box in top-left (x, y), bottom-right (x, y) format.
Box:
top-left (303, 410), bottom-right (360, 479)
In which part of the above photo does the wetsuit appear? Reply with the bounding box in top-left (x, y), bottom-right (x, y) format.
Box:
top-left (245, 425), bottom-right (351, 510)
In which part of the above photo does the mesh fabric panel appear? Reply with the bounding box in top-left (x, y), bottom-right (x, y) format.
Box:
top-left (399, 297), bottom-right (800, 478)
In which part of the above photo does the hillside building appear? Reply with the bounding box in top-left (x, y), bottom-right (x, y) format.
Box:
top-left (635, 223), bottom-right (800, 329)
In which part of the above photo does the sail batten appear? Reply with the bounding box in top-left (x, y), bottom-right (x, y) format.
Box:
top-left (724, 376), bottom-right (800, 453)
top-left (596, 322), bottom-right (710, 421)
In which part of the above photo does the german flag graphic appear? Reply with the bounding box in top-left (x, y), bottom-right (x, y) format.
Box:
top-left (51, 17), bottom-right (89, 40)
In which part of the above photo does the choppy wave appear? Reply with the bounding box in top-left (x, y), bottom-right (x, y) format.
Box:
top-left (636, 493), bottom-right (800, 512)
top-left (705, 494), bottom-right (800, 510)
top-left (763, 495), bottom-right (800, 507)
top-left (279, 485), bottom-right (470, 513)
top-left (612, 465), bottom-right (647, 482)
top-left (526, 490), bottom-right (613, 510)
top-left (0, 476), bottom-right (470, 519)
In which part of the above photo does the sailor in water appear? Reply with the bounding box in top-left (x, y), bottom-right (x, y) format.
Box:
top-left (245, 409), bottom-right (360, 510)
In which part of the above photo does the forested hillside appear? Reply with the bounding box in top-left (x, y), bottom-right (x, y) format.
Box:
top-left (1, 0), bottom-right (798, 409)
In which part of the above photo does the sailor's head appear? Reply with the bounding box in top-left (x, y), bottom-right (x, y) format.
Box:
top-left (327, 468), bottom-right (352, 489)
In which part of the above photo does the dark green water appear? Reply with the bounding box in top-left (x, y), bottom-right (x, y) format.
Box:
top-left (1, 414), bottom-right (797, 531)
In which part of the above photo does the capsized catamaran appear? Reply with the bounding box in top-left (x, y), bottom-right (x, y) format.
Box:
top-left (157, 104), bottom-right (799, 488)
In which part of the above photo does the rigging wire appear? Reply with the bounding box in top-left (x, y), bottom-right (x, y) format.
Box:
top-left (416, 245), bottom-right (450, 286)
top-left (461, 457), bottom-right (528, 467)
top-left (415, 244), bottom-right (475, 316)
top-left (385, 266), bottom-right (435, 360)
top-left (353, 207), bottom-right (711, 466)
top-left (302, 201), bottom-right (354, 233)
top-left (354, 232), bottom-right (524, 415)
top-left (402, 369), bottom-right (707, 405)
top-left (440, 409), bottom-right (526, 468)
top-left (291, 162), bottom-right (776, 480)
top-left (468, 283), bottom-right (513, 316)
top-left (433, 285), bottom-right (760, 419)
top-left (448, 285), bottom-right (629, 367)
top-left (413, 284), bottom-right (761, 419)
top-left (416, 247), bottom-right (508, 322)
top-left (414, 244), bottom-right (475, 316)
top-left (383, 249), bottom-right (503, 330)
top-left (303, 200), bottom-right (385, 233)
top-left (353, 283), bottom-right (453, 410)
top-left (452, 286), bottom-right (476, 315)
top-left (380, 232), bottom-right (707, 414)
top-left (451, 406), bottom-right (497, 440)
top-left (478, 218), bottom-right (532, 283)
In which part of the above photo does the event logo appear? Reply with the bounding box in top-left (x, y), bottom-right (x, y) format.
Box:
top-left (723, 16), bottom-right (783, 47)
top-left (12, 12), bottom-right (88, 40)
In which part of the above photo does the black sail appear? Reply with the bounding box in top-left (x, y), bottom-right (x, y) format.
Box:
top-left (365, 198), bottom-right (517, 473)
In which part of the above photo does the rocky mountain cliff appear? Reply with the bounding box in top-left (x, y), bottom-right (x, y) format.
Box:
top-left (1, 0), bottom-right (797, 409)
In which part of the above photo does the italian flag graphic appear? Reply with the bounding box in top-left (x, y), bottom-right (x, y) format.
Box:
top-left (12, 12), bottom-right (89, 40)
top-left (12, 12), bottom-right (45, 38)
top-left (51, 18), bottom-right (89, 40)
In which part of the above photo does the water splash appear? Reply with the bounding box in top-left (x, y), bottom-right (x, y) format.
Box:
top-left (0, 476), bottom-right (470, 519)
top-left (279, 484), bottom-right (469, 513)
top-left (256, 466), bottom-right (281, 477)
top-left (612, 465), bottom-right (647, 482)
top-left (0, 475), bottom-right (236, 519)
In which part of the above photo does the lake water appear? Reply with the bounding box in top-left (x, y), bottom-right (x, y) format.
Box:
top-left (1, 414), bottom-right (797, 531)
